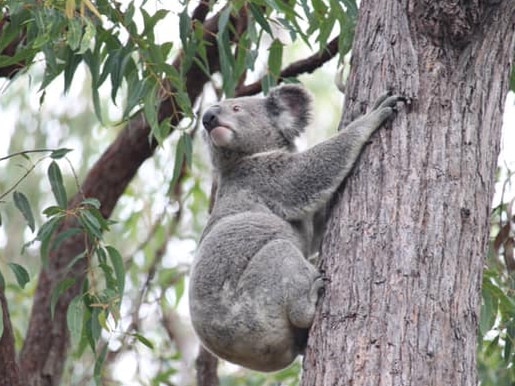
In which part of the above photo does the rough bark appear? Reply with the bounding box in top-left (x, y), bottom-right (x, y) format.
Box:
top-left (0, 288), bottom-right (20, 386)
top-left (195, 346), bottom-right (220, 386)
top-left (302, 1), bottom-right (515, 385)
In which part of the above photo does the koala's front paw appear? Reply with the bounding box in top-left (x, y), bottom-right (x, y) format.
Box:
top-left (374, 94), bottom-right (406, 111)
top-left (371, 94), bottom-right (405, 124)
top-left (384, 95), bottom-right (406, 111)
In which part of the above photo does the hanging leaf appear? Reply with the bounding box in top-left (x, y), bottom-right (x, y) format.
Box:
top-left (89, 307), bottom-right (102, 345)
top-left (182, 132), bottom-right (193, 168)
top-left (67, 296), bottom-right (84, 346)
top-left (268, 39), bottom-right (283, 79)
top-left (106, 245), bottom-right (125, 295)
top-left (249, 3), bottom-right (272, 35)
top-left (48, 161), bottom-right (68, 209)
top-left (13, 191), bottom-right (35, 232)
top-left (50, 278), bottom-right (76, 319)
top-left (133, 333), bottom-right (154, 349)
top-left (93, 341), bottom-right (108, 386)
top-left (63, 46), bottom-right (83, 93)
top-left (168, 135), bottom-right (185, 194)
top-left (38, 216), bottom-right (65, 264)
top-left (143, 81), bottom-right (160, 140)
top-left (504, 322), bottom-right (515, 364)
top-left (179, 8), bottom-right (192, 48)
top-left (480, 286), bottom-right (498, 335)
top-left (7, 263), bottom-right (30, 289)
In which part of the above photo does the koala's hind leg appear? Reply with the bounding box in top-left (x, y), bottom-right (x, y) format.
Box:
top-left (240, 239), bottom-right (322, 329)
top-left (288, 273), bottom-right (324, 328)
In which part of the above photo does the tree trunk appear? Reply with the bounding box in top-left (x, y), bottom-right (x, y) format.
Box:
top-left (0, 289), bottom-right (20, 386)
top-left (302, 1), bottom-right (515, 385)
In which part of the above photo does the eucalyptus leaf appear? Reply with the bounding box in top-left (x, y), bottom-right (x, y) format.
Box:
top-left (106, 245), bottom-right (125, 295)
top-left (94, 344), bottom-right (108, 386)
top-left (133, 333), bottom-right (154, 349)
top-left (50, 278), bottom-right (76, 319)
top-left (67, 296), bottom-right (84, 346)
top-left (13, 191), bottom-right (35, 232)
top-left (7, 263), bottom-right (30, 289)
top-left (48, 161), bottom-right (68, 208)
top-left (38, 216), bottom-right (65, 263)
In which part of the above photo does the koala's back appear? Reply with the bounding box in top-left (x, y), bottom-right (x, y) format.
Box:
top-left (189, 210), bottom-right (316, 371)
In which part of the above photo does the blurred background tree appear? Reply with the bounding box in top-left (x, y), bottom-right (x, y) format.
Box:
top-left (0, 1), bottom-right (513, 385)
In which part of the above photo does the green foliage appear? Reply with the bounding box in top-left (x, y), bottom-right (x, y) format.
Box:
top-left (48, 161), bottom-right (68, 208)
top-left (13, 191), bottom-right (35, 232)
top-left (478, 191), bottom-right (515, 385)
top-left (0, 148), bottom-right (132, 378)
top-left (7, 262), bottom-right (30, 289)
top-left (3, 0), bottom-right (358, 136)
top-left (478, 271), bottom-right (515, 385)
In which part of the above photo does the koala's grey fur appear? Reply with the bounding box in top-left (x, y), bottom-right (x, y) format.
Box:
top-left (189, 85), bottom-right (403, 372)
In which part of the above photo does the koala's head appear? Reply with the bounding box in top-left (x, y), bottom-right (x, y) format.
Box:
top-left (201, 84), bottom-right (313, 167)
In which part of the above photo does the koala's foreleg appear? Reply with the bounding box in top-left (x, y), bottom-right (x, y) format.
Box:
top-left (261, 95), bottom-right (404, 220)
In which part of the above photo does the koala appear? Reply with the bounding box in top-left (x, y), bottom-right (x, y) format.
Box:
top-left (189, 84), bottom-right (403, 372)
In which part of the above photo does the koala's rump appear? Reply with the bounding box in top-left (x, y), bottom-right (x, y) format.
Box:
top-left (189, 212), bottom-right (307, 371)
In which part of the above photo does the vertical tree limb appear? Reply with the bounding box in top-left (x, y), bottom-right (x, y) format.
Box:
top-left (0, 287), bottom-right (20, 386)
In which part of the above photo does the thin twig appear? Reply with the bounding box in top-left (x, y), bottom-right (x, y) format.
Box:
top-left (0, 148), bottom-right (56, 162)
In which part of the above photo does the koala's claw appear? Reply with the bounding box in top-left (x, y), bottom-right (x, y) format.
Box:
top-left (373, 93), bottom-right (406, 111)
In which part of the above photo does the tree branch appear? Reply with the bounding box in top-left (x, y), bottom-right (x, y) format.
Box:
top-left (196, 346), bottom-right (219, 386)
top-left (0, 287), bottom-right (20, 386)
top-left (235, 37), bottom-right (340, 97)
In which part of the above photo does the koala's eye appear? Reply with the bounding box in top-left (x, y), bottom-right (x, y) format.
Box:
top-left (232, 105), bottom-right (242, 112)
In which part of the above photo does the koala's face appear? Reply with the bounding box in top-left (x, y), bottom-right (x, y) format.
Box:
top-left (202, 85), bottom-right (313, 161)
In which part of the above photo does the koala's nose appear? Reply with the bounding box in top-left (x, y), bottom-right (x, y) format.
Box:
top-left (202, 105), bottom-right (221, 132)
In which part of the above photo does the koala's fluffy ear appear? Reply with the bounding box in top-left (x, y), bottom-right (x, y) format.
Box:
top-left (266, 84), bottom-right (313, 141)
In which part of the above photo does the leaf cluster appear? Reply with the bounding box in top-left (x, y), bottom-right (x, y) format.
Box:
top-left (0, 149), bottom-right (126, 385)
top-left (479, 185), bottom-right (515, 385)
